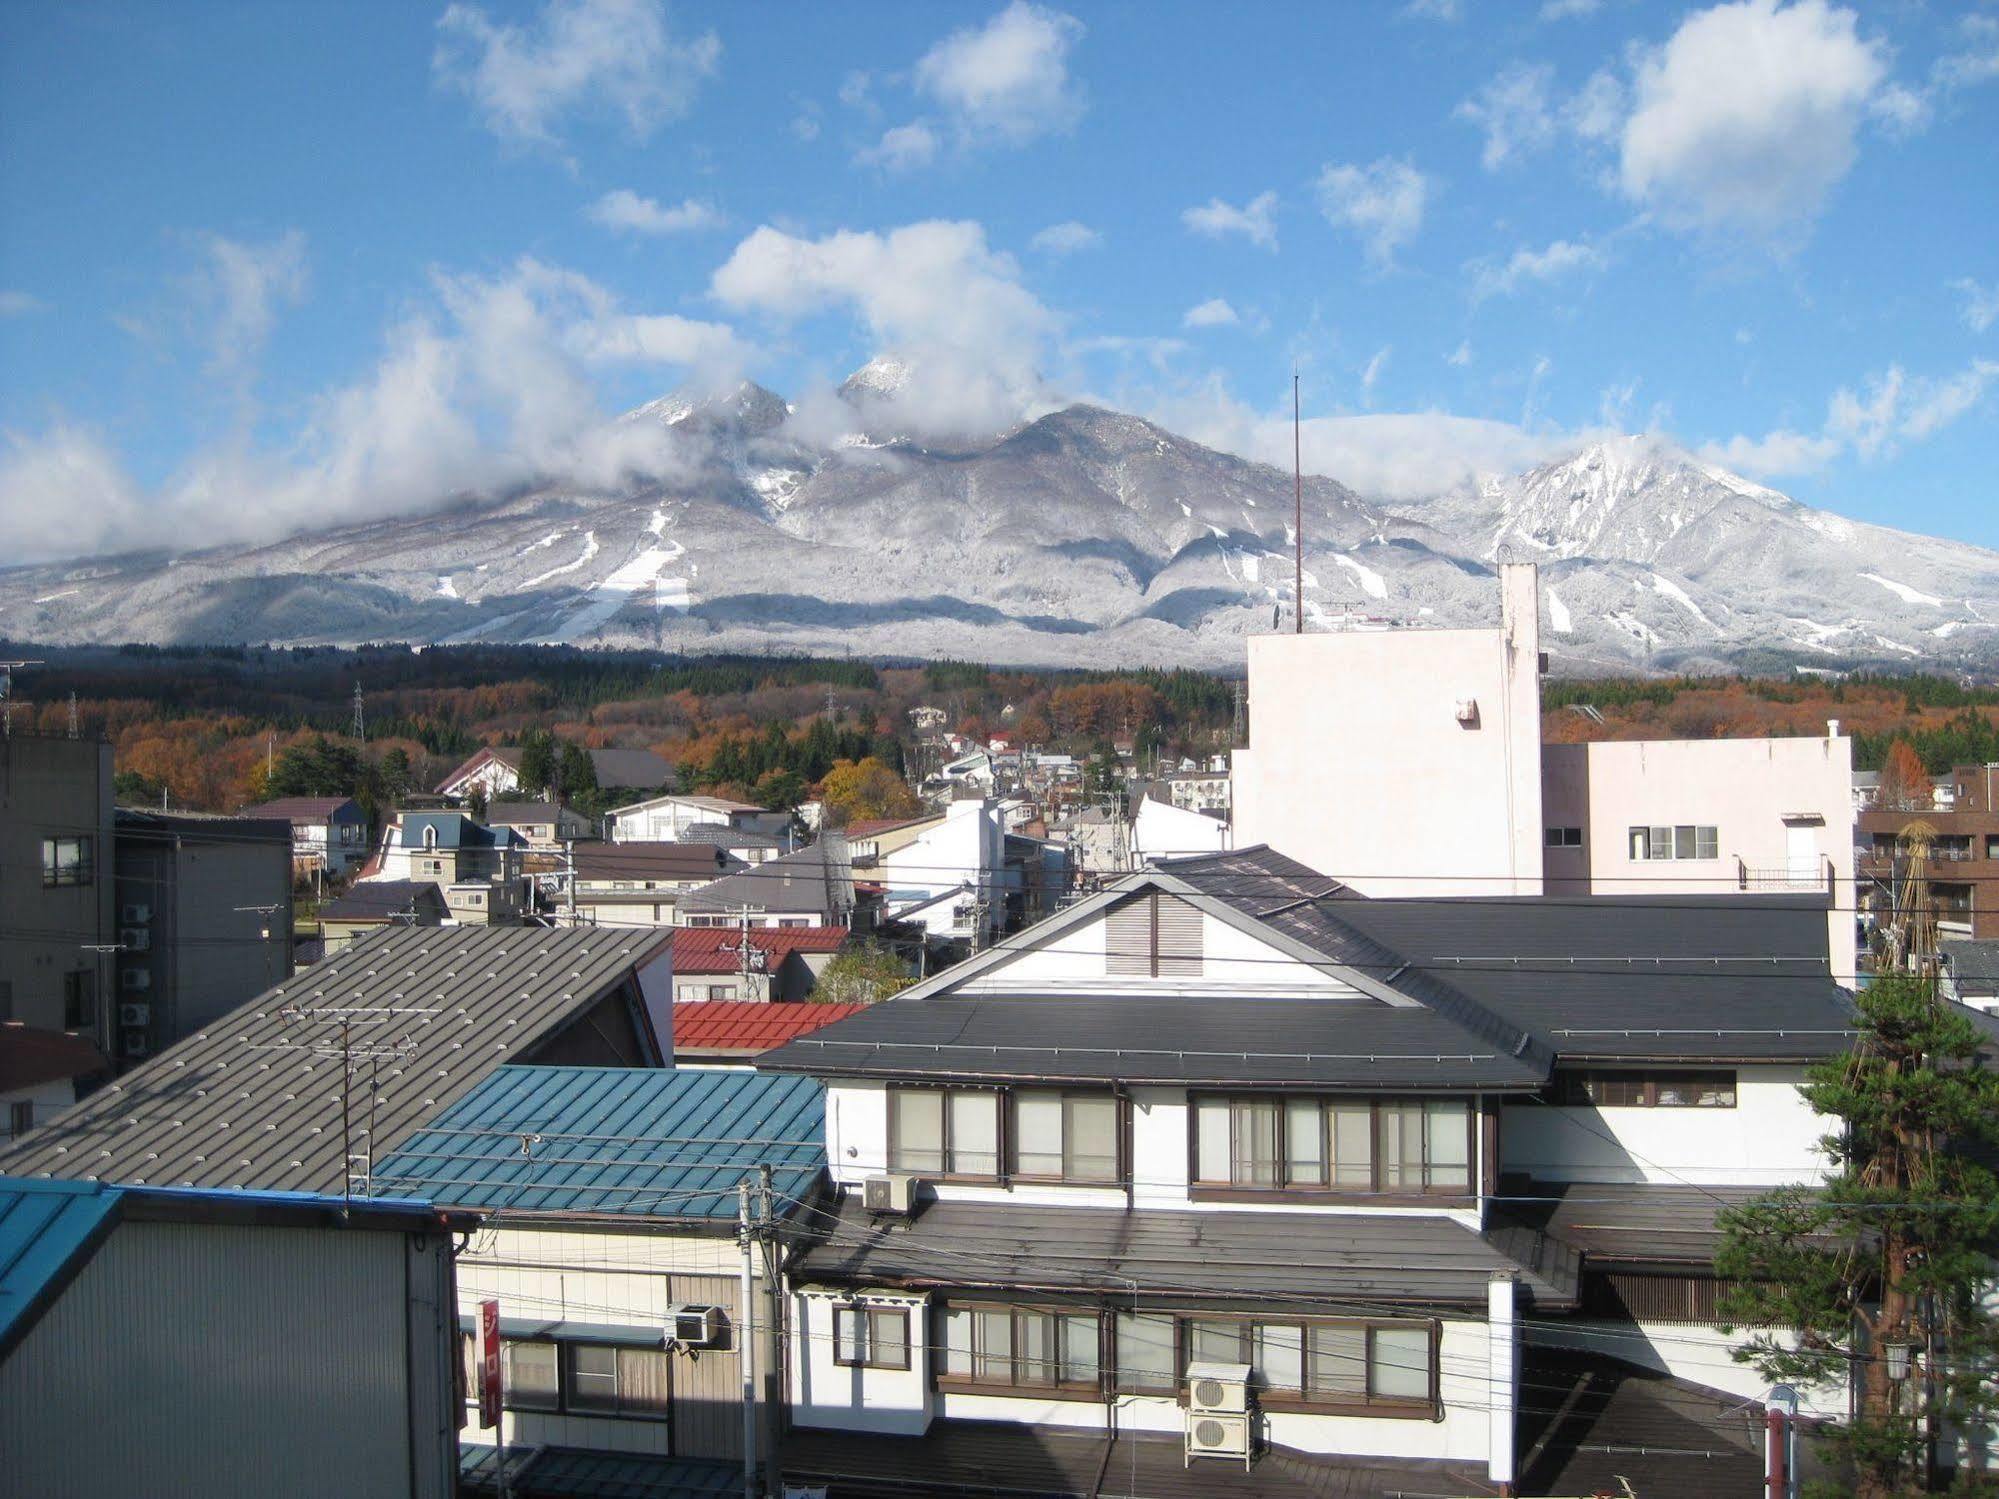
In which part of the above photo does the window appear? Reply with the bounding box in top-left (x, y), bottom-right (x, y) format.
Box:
top-left (1544, 826), bottom-right (1583, 848)
top-left (890, 1087), bottom-right (999, 1177)
top-left (1113, 1312), bottom-right (1177, 1393)
top-left (1987, 835), bottom-right (1999, 860)
top-left (1192, 1095), bottom-right (1471, 1195)
top-left (1183, 1318), bottom-right (1434, 1408)
top-left (1627, 824), bottom-right (1718, 861)
top-left (7, 1100), bottom-right (33, 1139)
top-left (502, 1340), bottom-right (560, 1411)
top-left (41, 835), bottom-right (94, 887)
top-left (834, 1305), bottom-right (911, 1370)
top-left (938, 1304), bottom-right (1100, 1392)
top-left (1011, 1091), bottom-right (1119, 1182)
top-left (1555, 1069), bottom-right (1736, 1108)
top-left (62, 970), bottom-right (93, 1031)
top-left (565, 1344), bottom-right (669, 1419)
top-left (706, 983), bottom-right (736, 1001)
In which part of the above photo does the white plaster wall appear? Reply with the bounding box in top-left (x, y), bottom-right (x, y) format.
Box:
top-left (790, 1289), bottom-right (933, 1434)
top-left (1132, 799), bottom-right (1230, 862)
top-left (1524, 1320), bottom-right (1846, 1420)
top-left (1233, 565), bottom-right (1543, 896)
top-left (1499, 1066), bottom-right (1826, 1185)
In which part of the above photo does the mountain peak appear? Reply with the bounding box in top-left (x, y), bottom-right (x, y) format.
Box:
top-left (622, 379), bottom-right (788, 434)
top-left (836, 356), bottom-right (913, 405)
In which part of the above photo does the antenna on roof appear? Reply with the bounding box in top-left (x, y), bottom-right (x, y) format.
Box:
top-left (1292, 369), bottom-right (1303, 635)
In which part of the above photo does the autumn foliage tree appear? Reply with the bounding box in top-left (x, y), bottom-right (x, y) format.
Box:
top-left (1874, 739), bottom-right (1931, 811)
top-left (818, 757), bottom-right (920, 828)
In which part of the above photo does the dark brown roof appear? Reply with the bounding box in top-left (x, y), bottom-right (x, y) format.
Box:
top-left (239, 796), bottom-right (364, 822)
top-left (0, 1025), bottom-right (109, 1093)
top-left (573, 842), bottom-right (742, 880)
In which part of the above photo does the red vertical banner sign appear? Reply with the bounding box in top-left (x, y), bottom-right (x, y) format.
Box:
top-left (479, 1299), bottom-right (503, 1429)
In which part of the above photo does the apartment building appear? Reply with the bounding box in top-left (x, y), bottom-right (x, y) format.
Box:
top-left (0, 736), bottom-right (114, 1040)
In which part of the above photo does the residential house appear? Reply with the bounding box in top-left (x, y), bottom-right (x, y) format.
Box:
top-left (871, 799), bottom-right (1006, 945)
top-left (846, 812), bottom-right (946, 871)
top-left (680, 839), bottom-right (857, 931)
top-left (669, 1002), bottom-right (866, 1066)
top-left (1164, 764), bottom-right (1232, 817)
top-left (1131, 789), bottom-right (1232, 865)
top-left (570, 842), bottom-right (745, 929)
top-left (935, 751), bottom-right (997, 796)
top-left (608, 792), bottom-right (791, 845)
top-left (1859, 761), bottom-right (1999, 941)
top-left (1046, 805), bottom-right (1129, 881)
top-left (0, 925), bottom-right (673, 1194)
top-left (1234, 563), bottom-right (1856, 979)
top-left (239, 794), bottom-right (370, 879)
top-left (0, 1174), bottom-right (471, 1499)
top-left (369, 811), bottom-right (526, 920)
top-left (0, 1023), bottom-right (107, 1142)
top-left (755, 846), bottom-right (1855, 1493)
top-left (482, 798), bottom-right (596, 850)
top-left (435, 745), bottom-right (677, 801)
top-left (668, 924), bottom-right (849, 1003)
top-left (112, 809), bottom-right (295, 1060)
top-left (1941, 939), bottom-right (1999, 1012)
top-left (678, 820), bottom-right (790, 864)
top-left (372, 1066), bottom-right (827, 1479)
top-left (316, 879), bottom-right (449, 956)
top-left (0, 735), bottom-right (114, 1042)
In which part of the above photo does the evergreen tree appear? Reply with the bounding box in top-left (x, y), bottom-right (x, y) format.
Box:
top-left (516, 731), bottom-right (556, 796)
top-left (1715, 975), bottom-right (1999, 1497)
top-left (557, 743), bottom-right (597, 802)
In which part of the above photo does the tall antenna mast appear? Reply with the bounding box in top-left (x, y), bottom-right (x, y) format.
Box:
top-left (351, 683), bottom-right (365, 743)
top-left (1293, 371), bottom-right (1303, 634)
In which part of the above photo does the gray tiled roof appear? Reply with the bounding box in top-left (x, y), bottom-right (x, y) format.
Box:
top-left (681, 839), bottom-right (852, 919)
top-left (318, 880), bottom-right (448, 922)
top-left (1943, 939), bottom-right (1999, 996)
top-left (0, 926), bottom-right (669, 1194)
top-left (1498, 1178), bottom-right (1778, 1266)
top-left (678, 822), bottom-right (787, 851)
top-left (793, 1196), bottom-right (1578, 1309)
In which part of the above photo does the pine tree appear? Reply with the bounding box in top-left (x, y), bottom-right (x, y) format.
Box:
top-left (515, 731), bottom-right (556, 796)
top-left (1715, 974), bottom-right (1999, 1496)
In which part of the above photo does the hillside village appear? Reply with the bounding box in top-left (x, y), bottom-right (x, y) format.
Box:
top-left (7, 562), bottom-right (1999, 1498)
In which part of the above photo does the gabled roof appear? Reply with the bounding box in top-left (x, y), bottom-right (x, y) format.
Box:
top-left (373, 1066), bottom-right (823, 1224)
top-left (671, 1002), bottom-right (865, 1057)
top-left (1943, 939), bottom-right (1999, 996)
top-left (481, 800), bottom-right (586, 827)
top-left (317, 880), bottom-right (450, 923)
top-left (681, 839), bottom-right (853, 918)
top-left (436, 746), bottom-right (676, 794)
top-left (394, 811), bottom-right (523, 850)
top-left (0, 1024), bottom-right (108, 1093)
top-left (678, 822), bottom-right (787, 851)
top-left (844, 815), bottom-right (941, 839)
top-left (671, 925), bottom-right (849, 974)
top-left (239, 796), bottom-right (364, 823)
top-left (0, 926), bottom-right (669, 1194)
top-left (573, 842), bottom-right (742, 881)
top-left (610, 792), bottom-right (766, 817)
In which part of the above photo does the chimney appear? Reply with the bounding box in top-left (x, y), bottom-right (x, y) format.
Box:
top-left (1827, 719), bottom-right (1841, 738)
top-left (1498, 562), bottom-right (1540, 660)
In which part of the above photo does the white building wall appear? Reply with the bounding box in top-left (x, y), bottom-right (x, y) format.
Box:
top-left (1526, 1320), bottom-right (1846, 1419)
top-left (883, 800), bottom-right (1003, 939)
top-left (1233, 562), bottom-right (1544, 896)
top-left (1498, 1066), bottom-right (1826, 1185)
top-left (1132, 798), bottom-right (1231, 863)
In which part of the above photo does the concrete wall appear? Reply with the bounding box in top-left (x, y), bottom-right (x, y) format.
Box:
top-left (883, 799), bottom-right (1004, 940)
top-left (1498, 1065), bottom-right (1826, 1185)
top-left (1542, 733), bottom-right (1857, 981)
top-left (1132, 798), bottom-right (1231, 863)
top-left (0, 737), bottom-right (113, 1037)
top-left (1233, 563), bottom-right (1544, 896)
top-left (0, 1217), bottom-right (457, 1499)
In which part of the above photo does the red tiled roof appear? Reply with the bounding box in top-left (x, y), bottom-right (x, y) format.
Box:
top-left (0, 1023), bottom-right (110, 1093)
top-left (670, 925), bottom-right (850, 974)
top-left (670, 1001), bottom-right (865, 1056)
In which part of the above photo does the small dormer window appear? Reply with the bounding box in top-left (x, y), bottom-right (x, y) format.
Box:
top-left (423, 825), bottom-right (438, 851)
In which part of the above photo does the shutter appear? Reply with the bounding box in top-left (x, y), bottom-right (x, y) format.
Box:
top-left (1105, 897), bottom-right (1151, 975)
top-left (1155, 896), bottom-right (1204, 977)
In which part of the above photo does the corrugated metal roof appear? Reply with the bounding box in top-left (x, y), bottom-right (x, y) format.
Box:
top-left (671, 1002), bottom-right (864, 1055)
top-left (680, 840), bottom-right (852, 918)
top-left (794, 1196), bottom-right (1578, 1309)
top-left (461, 1444), bottom-right (740, 1497)
top-left (0, 926), bottom-right (669, 1194)
top-left (670, 925), bottom-right (848, 974)
top-left (0, 1177), bottom-right (120, 1356)
top-left (373, 1065), bottom-right (824, 1221)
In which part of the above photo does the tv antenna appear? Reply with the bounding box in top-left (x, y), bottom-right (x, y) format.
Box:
top-left (1292, 369), bottom-right (1303, 635)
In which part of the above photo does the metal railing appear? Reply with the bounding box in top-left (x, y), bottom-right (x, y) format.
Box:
top-left (1737, 857), bottom-right (1834, 893)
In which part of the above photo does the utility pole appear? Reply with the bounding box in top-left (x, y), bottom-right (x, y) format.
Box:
top-left (737, 1181), bottom-right (757, 1499)
top-left (724, 904), bottom-right (767, 999)
top-left (67, 690), bottom-right (78, 739)
top-left (1292, 369), bottom-right (1303, 634)
top-left (351, 683), bottom-right (365, 743)
top-left (757, 1164), bottom-right (782, 1499)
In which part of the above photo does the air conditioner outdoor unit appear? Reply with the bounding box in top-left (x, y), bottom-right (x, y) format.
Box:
top-left (1184, 1374), bottom-right (1253, 1471)
top-left (120, 970), bottom-right (150, 991)
top-left (1185, 1360), bottom-right (1251, 1415)
top-left (667, 1303), bottom-right (726, 1349)
top-left (119, 1003), bottom-right (151, 1027)
top-left (120, 928), bottom-right (150, 952)
top-left (121, 903), bottom-right (152, 926)
top-left (122, 1030), bottom-right (151, 1058)
top-left (862, 1173), bottom-right (920, 1216)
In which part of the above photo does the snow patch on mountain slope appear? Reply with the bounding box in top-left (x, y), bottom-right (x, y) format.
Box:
top-left (1332, 553), bottom-right (1388, 599)
top-left (1648, 573), bottom-right (1716, 631)
top-left (522, 531), bottom-right (599, 589)
top-left (1545, 586), bottom-right (1573, 634)
top-left (436, 576), bottom-right (459, 599)
top-left (1860, 572), bottom-right (1944, 607)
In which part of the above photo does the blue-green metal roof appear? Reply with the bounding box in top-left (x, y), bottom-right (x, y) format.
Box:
top-left (373, 1066), bottom-right (825, 1222)
top-left (461, 1444), bottom-right (741, 1497)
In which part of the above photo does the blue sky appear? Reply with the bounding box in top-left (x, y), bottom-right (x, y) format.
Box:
top-left (1, 0), bottom-right (1995, 563)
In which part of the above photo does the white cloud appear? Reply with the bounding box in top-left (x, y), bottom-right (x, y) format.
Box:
top-left (838, 70), bottom-right (874, 111)
top-left (1540, 0), bottom-right (1602, 18)
top-left (195, 230), bottom-right (308, 379)
top-left (1565, 66), bottom-right (1625, 144)
top-left (1068, 334), bottom-right (1185, 373)
top-left (1702, 356), bottom-right (1999, 476)
top-left (1315, 158), bottom-right (1432, 266)
top-left (1182, 298), bottom-right (1238, 329)
top-left (1401, 0), bottom-right (1462, 20)
top-left (1616, 0), bottom-right (1888, 241)
top-left (789, 103), bottom-right (822, 141)
top-left (855, 121), bottom-right (940, 172)
top-left (0, 290), bottom-right (44, 317)
top-left (1956, 279), bottom-right (1999, 335)
top-left (587, 189), bottom-right (724, 235)
top-left (1934, 15), bottom-right (1999, 93)
top-left (914, 1), bottom-right (1085, 144)
top-left (1030, 220), bottom-right (1101, 255)
top-left (0, 425), bottom-right (149, 563)
top-left (1470, 237), bottom-right (1605, 300)
top-left (434, 0), bottom-right (720, 147)
top-left (1456, 63), bottom-right (1557, 170)
top-left (1446, 340), bottom-right (1473, 367)
top-left (1361, 346), bottom-right (1391, 406)
top-left (711, 220), bottom-right (1056, 439)
top-left (1181, 192), bottom-right (1278, 251)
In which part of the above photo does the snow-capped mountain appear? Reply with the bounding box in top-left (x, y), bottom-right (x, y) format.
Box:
top-left (2, 382), bottom-right (1994, 673)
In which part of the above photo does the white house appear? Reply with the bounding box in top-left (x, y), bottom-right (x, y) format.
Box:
top-left (435, 746), bottom-right (676, 802)
top-left (607, 792), bottom-right (790, 845)
top-left (754, 847), bottom-right (1856, 1490)
top-left (876, 798), bottom-right (1006, 944)
top-left (1132, 792), bottom-right (1231, 865)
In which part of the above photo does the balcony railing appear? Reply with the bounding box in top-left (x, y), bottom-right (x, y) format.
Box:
top-left (1738, 857), bottom-right (1833, 893)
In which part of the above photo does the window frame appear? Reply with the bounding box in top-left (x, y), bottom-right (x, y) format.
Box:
top-left (1553, 1069), bottom-right (1738, 1109)
top-left (500, 1338), bottom-right (561, 1413)
top-left (934, 1301), bottom-right (1104, 1399)
top-left (1188, 1093), bottom-right (1475, 1202)
top-left (1626, 824), bottom-right (1719, 862)
top-left (62, 970), bottom-right (94, 1031)
top-left (41, 835), bottom-right (95, 888)
top-left (1544, 826), bottom-right (1583, 848)
top-left (1007, 1088), bottom-right (1123, 1184)
top-left (1171, 1313), bottom-right (1439, 1415)
top-left (562, 1342), bottom-right (672, 1421)
top-left (475, 1336), bottom-right (672, 1422)
top-left (887, 1084), bottom-right (1004, 1181)
top-left (833, 1304), bottom-right (912, 1371)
